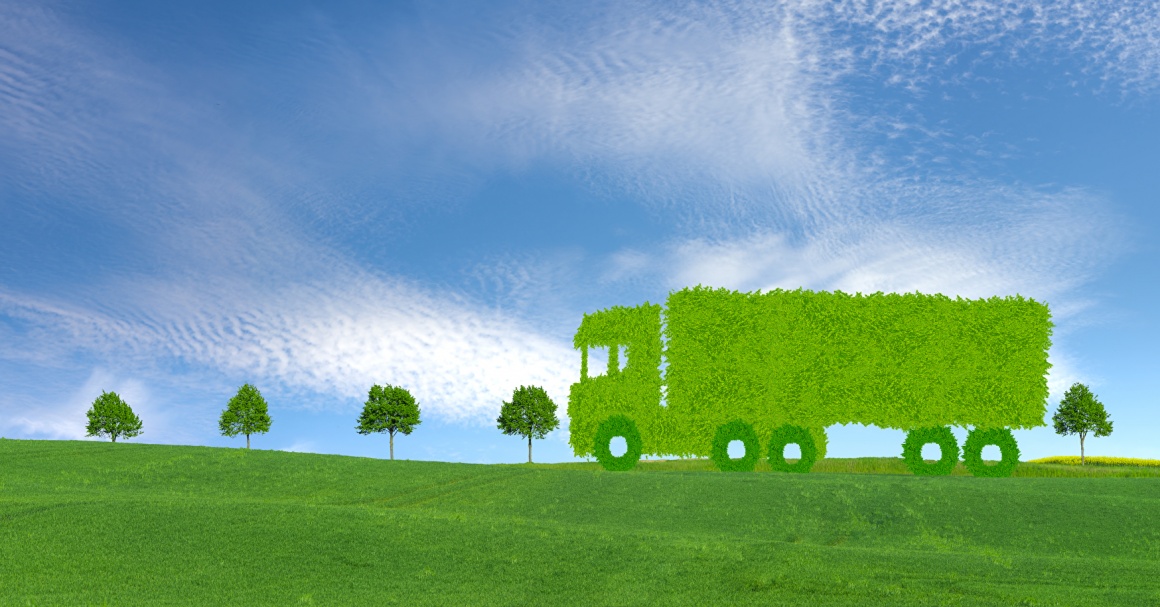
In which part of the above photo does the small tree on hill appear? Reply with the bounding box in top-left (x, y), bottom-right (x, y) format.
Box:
top-left (497, 385), bottom-right (559, 464)
top-left (85, 390), bottom-right (143, 443)
top-left (1052, 382), bottom-right (1112, 465)
top-left (356, 384), bottom-right (421, 460)
top-left (219, 383), bottom-right (272, 449)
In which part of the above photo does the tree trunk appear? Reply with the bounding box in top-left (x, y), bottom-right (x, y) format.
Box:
top-left (247, 433), bottom-right (251, 449)
top-left (390, 431), bottom-right (395, 461)
top-left (1080, 433), bottom-right (1085, 465)
top-left (528, 435), bottom-right (533, 464)
top-left (111, 435), bottom-right (116, 443)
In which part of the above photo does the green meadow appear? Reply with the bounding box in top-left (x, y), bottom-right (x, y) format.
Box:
top-left (2, 439), bottom-right (1159, 606)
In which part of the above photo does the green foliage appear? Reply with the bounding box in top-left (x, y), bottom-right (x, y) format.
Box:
top-left (902, 427), bottom-right (959, 476)
top-left (568, 286), bottom-right (1051, 468)
top-left (219, 383), bottom-right (271, 449)
top-left (569, 303), bottom-right (664, 458)
top-left (962, 428), bottom-right (1021, 477)
top-left (665, 287), bottom-right (1052, 435)
top-left (808, 426), bottom-right (829, 462)
top-left (1052, 383), bottom-right (1112, 464)
top-left (497, 385), bottom-right (559, 463)
top-left (5, 440), bottom-right (1160, 606)
top-left (84, 391), bottom-right (143, 443)
top-left (593, 415), bottom-right (643, 471)
top-left (709, 419), bottom-right (760, 472)
top-left (357, 384), bottom-right (421, 460)
top-left (767, 425), bottom-right (818, 473)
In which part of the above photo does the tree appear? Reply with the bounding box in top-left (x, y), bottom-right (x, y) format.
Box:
top-left (219, 383), bottom-right (272, 449)
top-left (85, 390), bottom-right (143, 442)
top-left (497, 385), bottom-right (559, 463)
top-left (356, 384), bottom-right (421, 460)
top-left (1052, 382), bottom-right (1113, 465)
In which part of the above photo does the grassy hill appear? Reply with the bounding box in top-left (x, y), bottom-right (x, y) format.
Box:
top-left (2, 439), bottom-right (1159, 606)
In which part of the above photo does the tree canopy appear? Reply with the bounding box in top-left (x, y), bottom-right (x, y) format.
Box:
top-left (85, 391), bottom-right (143, 443)
top-left (356, 384), bottom-right (421, 460)
top-left (1052, 382), bottom-right (1112, 465)
top-left (497, 385), bottom-right (559, 463)
top-left (219, 383), bottom-right (272, 449)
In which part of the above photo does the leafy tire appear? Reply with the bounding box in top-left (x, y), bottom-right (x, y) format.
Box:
top-left (767, 424), bottom-right (818, 473)
top-left (962, 427), bottom-right (1020, 477)
top-left (902, 426), bottom-right (959, 476)
top-left (710, 419), bottom-right (761, 472)
top-left (593, 415), bottom-right (643, 471)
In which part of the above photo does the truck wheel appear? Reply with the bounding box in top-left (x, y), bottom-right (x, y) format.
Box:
top-left (902, 427), bottom-right (959, 476)
top-left (962, 428), bottom-right (1020, 477)
top-left (593, 415), bottom-right (643, 471)
top-left (767, 425), bottom-right (817, 473)
top-left (711, 420), bottom-right (760, 472)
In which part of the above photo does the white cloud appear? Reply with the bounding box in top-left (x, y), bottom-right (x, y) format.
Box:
top-left (0, 367), bottom-right (164, 441)
top-left (280, 440), bottom-right (319, 454)
top-left (1042, 348), bottom-right (1096, 409)
top-left (600, 249), bottom-right (656, 284)
top-left (301, 1), bottom-right (843, 220)
top-left (0, 269), bottom-right (580, 427)
top-left (597, 180), bottom-right (1131, 316)
top-left (790, 0), bottom-right (1160, 93)
top-left (309, 0), bottom-right (1160, 213)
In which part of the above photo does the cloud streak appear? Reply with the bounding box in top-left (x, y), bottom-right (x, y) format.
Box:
top-left (0, 367), bottom-right (164, 441)
top-left (0, 267), bottom-right (578, 426)
top-left (311, 0), bottom-right (1160, 212)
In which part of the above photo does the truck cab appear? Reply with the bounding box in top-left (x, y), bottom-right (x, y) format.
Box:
top-left (567, 302), bottom-right (664, 458)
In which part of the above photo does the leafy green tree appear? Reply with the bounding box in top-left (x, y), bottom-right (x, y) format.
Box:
top-left (85, 390), bottom-right (143, 442)
top-left (356, 384), bottom-right (421, 460)
top-left (497, 385), bottom-right (559, 463)
top-left (219, 383), bottom-right (272, 449)
top-left (1052, 382), bottom-right (1112, 465)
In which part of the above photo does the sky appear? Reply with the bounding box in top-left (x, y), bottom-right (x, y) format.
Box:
top-left (1, 0), bottom-right (1157, 464)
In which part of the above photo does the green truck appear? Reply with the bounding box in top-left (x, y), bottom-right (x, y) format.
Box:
top-left (568, 286), bottom-right (1053, 475)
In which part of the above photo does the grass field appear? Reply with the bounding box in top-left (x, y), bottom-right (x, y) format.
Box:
top-left (558, 455), bottom-right (1160, 477)
top-left (1026, 455), bottom-right (1160, 468)
top-left (3, 439), bottom-right (1159, 606)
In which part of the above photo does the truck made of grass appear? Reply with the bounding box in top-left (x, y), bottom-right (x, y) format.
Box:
top-left (568, 286), bottom-right (1053, 476)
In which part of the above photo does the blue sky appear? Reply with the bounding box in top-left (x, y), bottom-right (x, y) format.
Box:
top-left (1, 0), bottom-right (1156, 464)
